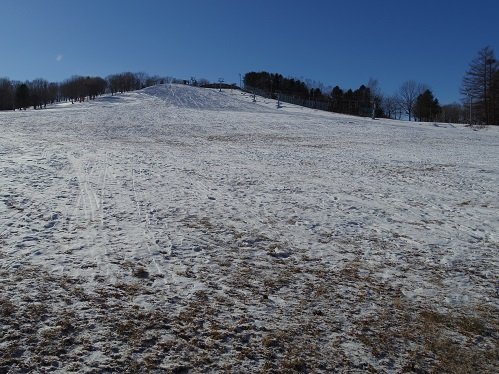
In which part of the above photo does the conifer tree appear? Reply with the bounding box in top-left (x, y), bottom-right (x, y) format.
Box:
top-left (414, 89), bottom-right (441, 122)
top-left (461, 46), bottom-right (498, 125)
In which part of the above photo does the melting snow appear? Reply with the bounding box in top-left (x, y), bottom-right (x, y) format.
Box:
top-left (0, 84), bottom-right (498, 372)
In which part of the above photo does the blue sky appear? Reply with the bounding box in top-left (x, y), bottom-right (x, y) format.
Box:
top-left (1, 0), bottom-right (498, 104)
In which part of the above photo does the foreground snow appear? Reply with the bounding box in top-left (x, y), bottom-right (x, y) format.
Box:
top-left (0, 84), bottom-right (498, 372)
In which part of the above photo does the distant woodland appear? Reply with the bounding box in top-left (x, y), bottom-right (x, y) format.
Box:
top-left (0, 73), bottom-right (186, 111)
top-left (0, 47), bottom-right (498, 125)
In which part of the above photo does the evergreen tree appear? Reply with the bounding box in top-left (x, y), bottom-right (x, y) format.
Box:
top-left (243, 72), bottom-right (309, 98)
top-left (414, 89), bottom-right (441, 122)
top-left (330, 86), bottom-right (343, 113)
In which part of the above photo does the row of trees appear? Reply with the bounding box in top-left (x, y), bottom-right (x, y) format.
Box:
top-left (0, 72), bottom-right (173, 111)
top-left (330, 81), bottom-right (443, 122)
top-left (60, 76), bottom-right (107, 104)
top-left (0, 79), bottom-right (60, 110)
top-left (244, 72), bottom-right (310, 98)
top-left (330, 82), bottom-right (383, 117)
top-left (2, 46), bottom-right (496, 124)
top-left (244, 47), bottom-right (499, 125)
top-left (371, 46), bottom-right (499, 125)
top-left (382, 81), bottom-right (441, 122)
top-left (244, 71), bottom-right (383, 116)
top-left (243, 71), bottom-right (440, 120)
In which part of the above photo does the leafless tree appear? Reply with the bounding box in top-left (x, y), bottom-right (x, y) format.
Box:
top-left (398, 80), bottom-right (426, 121)
top-left (367, 78), bottom-right (382, 119)
top-left (382, 95), bottom-right (401, 120)
top-left (29, 79), bottom-right (49, 109)
top-left (61, 76), bottom-right (106, 103)
top-left (134, 72), bottom-right (149, 89)
top-left (198, 78), bottom-right (210, 86)
top-left (460, 46), bottom-right (498, 125)
top-left (145, 75), bottom-right (162, 87)
top-left (48, 83), bottom-right (60, 104)
top-left (438, 103), bottom-right (466, 124)
top-left (0, 78), bottom-right (15, 110)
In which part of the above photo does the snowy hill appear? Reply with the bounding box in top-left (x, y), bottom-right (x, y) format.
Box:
top-left (139, 83), bottom-right (277, 112)
top-left (0, 84), bottom-right (498, 372)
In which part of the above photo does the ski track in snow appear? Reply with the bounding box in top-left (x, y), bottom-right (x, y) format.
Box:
top-left (0, 84), bottom-right (498, 372)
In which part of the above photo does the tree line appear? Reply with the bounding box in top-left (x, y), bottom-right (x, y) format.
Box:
top-left (1, 46), bottom-right (497, 124)
top-left (329, 82), bottom-right (383, 117)
top-left (0, 72), bottom-right (175, 111)
top-left (244, 72), bottom-right (310, 99)
top-left (244, 71), bottom-right (439, 121)
top-left (243, 47), bottom-right (499, 125)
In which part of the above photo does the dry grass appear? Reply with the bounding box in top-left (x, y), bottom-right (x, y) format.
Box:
top-left (1, 248), bottom-right (497, 374)
top-left (356, 297), bottom-right (498, 373)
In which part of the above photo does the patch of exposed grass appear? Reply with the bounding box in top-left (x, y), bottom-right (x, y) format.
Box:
top-left (357, 299), bottom-right (498, 373)
top-left (0, 298), bottom-right (16, 317)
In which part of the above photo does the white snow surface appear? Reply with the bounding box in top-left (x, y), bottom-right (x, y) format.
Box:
top-left (0, 84), bottom-right (498, 372)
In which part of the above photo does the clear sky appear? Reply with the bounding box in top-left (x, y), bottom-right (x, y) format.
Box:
top-left (1, 0), bottom-right (498, 104)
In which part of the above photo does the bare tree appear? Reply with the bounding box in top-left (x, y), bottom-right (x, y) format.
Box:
top-left (134, 72), bottom-right (149, 89)
top-left (198, 78), bottom-right (210, 86)
top-left (0, 78), bottom-right (15, 110)
top-left (438, 103), bottom-right (466, 124)
top-left (29, 79), bottom-right (49, 109)
top-left (493, 69), bottom-right (499, 124)
top-left (460, 46), bottom-right (498, 125)
top-left (367, 78), bottom-right (382, 119)
top-left (398, 80), bottom-right (426, 121)
top-left (15, 83), bottom-right (30, 110)
top-left (48, 82), bottom-right (60, 104)
top-left (145, 75), bottom-right (162, 87)
top-left (367, 78), bottom-right (381, 99)
top-left (382, 95), bottom-right (401, 120)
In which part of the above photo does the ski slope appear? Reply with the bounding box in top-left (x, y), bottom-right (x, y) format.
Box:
top-left (1, 84), bottom-right (498, 372)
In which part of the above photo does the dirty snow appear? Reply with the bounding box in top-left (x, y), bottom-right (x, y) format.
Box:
top-left (1, 84), bottom-right (498, 372)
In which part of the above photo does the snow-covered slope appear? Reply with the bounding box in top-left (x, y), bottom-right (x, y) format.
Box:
top-left (0, 84), bottom-right (498, 372)
top-left (140, 84), bottom-right (277, 112)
